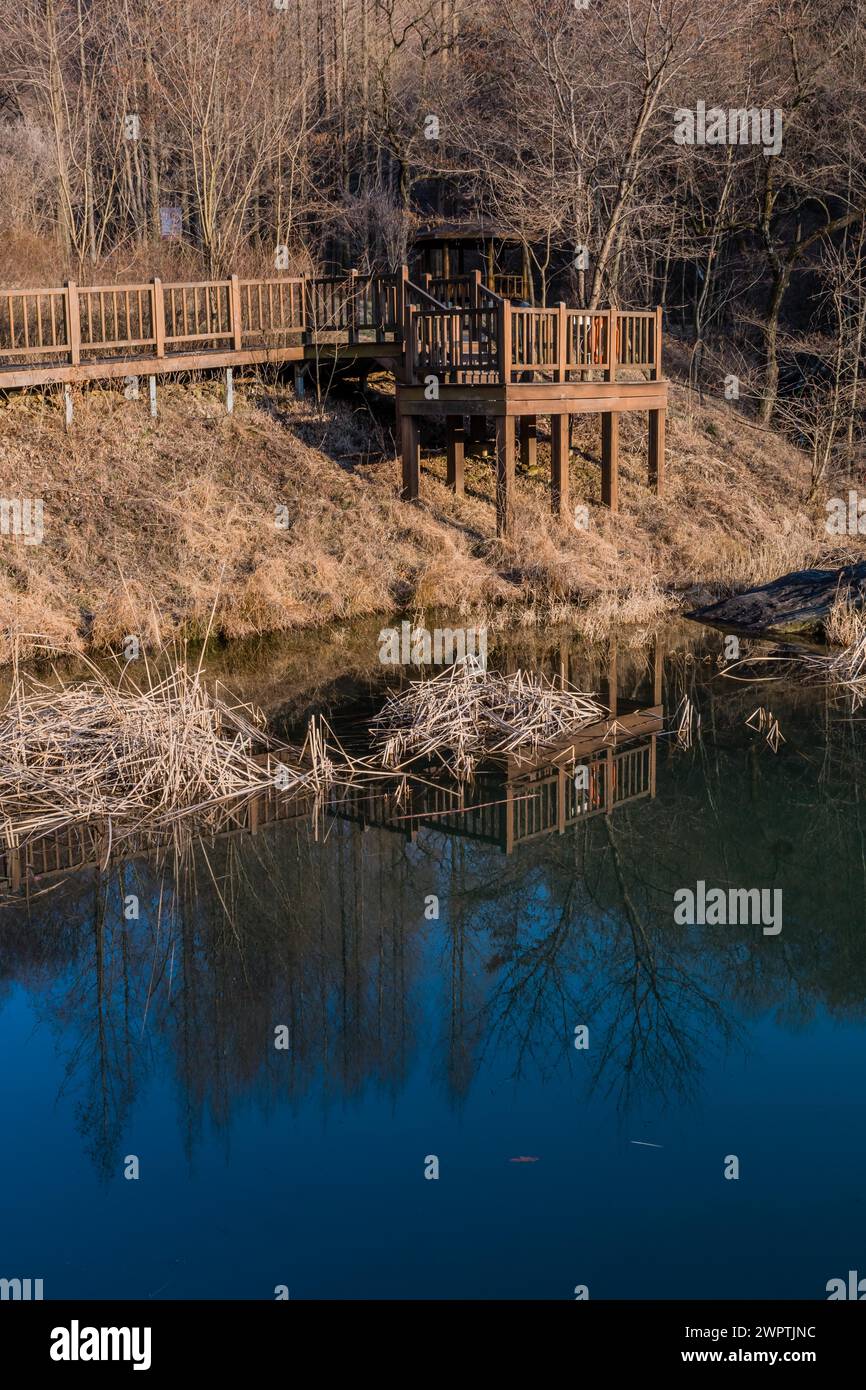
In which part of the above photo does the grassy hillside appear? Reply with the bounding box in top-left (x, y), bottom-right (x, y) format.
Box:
top-left (0, 365), bottom-right (857, 667)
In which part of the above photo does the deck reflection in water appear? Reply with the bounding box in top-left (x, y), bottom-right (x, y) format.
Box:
top-left (2, 628), bottom-right (866, 1300)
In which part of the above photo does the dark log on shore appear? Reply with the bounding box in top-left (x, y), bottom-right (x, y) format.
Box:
top-left (689, 560), bottom-right (866, 636)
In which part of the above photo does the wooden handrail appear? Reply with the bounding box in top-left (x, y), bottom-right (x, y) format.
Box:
top-left (0, 265), bottom-right (661, 386)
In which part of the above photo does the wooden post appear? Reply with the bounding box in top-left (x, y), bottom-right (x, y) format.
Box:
top-left (557, 765), bottom-right (567, 834)
top-left (550, 412), bottom-right (569, 517)
top-left (653, 636), bottom-right (663, 706)
top-left (471, 268), bottom-right (482, 307)
top-left (604, 309), bottom-right (615, 383)
top-left (601, 411), bottom-right (619, 511)
top-left (446, 415), bottom-right (465, 495)
top-left (152, 277), bottom-right (166, 358)
top-left (557, 301), bottom-right (567, 383)
top-left (225, 367), bottom-right (234, 414)
top-left (401, 410), bottom-right (420, 501)
top-left (293, 363), bottom-right (305, 399)
top-left (519, 415), bottom-right (537, 471)
top-left (403, 303), bottom-right (416, 385)
top-left (505, 781), bottom-right (515, 855)
top-left (64, 384), bottom-right (73, 429)
top-left (8, 845), bottom-right (21, 894)
top-left (149, 375), bottom-right (157, 418)
top-left (495, 414), bottom-right (515, 537)
top-left (653, 304), bottom-right (663, 381)
top-left (348, 268), bottom-right (358, 343)
top-left (497, 298), bottom-right (512, 384)
top-left (648, 408), bottom-right (665, 494)
top-left (230, 274), bottom-right (242, 351)
top-left (66, 281), bottom-right (81, 366)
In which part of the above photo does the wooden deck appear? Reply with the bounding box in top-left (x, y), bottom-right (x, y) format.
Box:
top-left (398, 273), bottom-right (666, 533)
top-left (0, 264), bottom-right (666, 535)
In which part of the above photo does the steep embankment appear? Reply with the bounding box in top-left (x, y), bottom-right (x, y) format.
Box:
top-left (0, 370), bottom-right (856, 666)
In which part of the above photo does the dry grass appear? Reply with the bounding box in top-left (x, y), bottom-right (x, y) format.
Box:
top-left (0, 370), bottom-right (853, 667)
top-left (824, 590), bottom-right (866, 647)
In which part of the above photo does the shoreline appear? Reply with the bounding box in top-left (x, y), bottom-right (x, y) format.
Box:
top-left (2, 369), bottom-right (861, 672)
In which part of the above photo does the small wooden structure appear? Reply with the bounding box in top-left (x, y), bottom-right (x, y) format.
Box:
top-left (398, 274), bottom-right (666, 535)
top-left (411, 220), bottom-right (530, 301)
top-left (0, 264), bottom-right (666, 537)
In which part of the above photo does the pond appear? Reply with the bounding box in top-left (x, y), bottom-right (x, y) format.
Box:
top-left (1, 621), bottom-right (864, 1300)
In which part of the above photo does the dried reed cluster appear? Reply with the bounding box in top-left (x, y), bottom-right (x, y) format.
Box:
top-left (0, 661), bottom-right (306, 851)
top-left (370, 659), bottom-right (606, 780)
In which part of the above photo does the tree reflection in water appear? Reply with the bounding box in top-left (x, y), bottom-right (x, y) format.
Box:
top-left (2, 625), bottom-right (866, 1178)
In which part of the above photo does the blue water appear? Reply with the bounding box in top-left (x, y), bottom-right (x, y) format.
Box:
top-left (1, 629), bottom-right (865, 1299)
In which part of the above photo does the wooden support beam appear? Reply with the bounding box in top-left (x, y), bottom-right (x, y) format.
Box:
top-left (446, 415), bottom-right (465, 495)
top-left (401, 413), bottom-right (420, 501)
top-left (601, 411), bottom-right (619, 511)
top-left (293, 364), bottom-right (305, 399)
top-left (519, 415), bottom-right (537, 471)
top-left (557, 766), bottom-right (567, 834)
top-left (66, 281), bottom-right (81, 366)
top-left (550, 412), bottom-right (570, 517)
top-left (230, 274), bottom-right (243, 351)
top-left (648, 407), bottom-right (665, 494)
top-left (225, 367), bottom-right (234, 414)
top-left (495, 414), bottom-right (515, 537)
top-left (149, 375), bottom-right (157, 418)
top-left (152, 278), bottom-right (165, 358)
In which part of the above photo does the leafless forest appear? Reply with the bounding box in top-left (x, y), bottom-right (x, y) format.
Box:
top-left (0, 0), bottom-right (864, 457)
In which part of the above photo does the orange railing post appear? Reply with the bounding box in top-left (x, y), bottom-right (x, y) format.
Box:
top-left (497, 297), bottom-right (512, 384)
top-left (605, 309), bottom-right (615, 382)
top-left (556, 302), bottom-right (567, 383)
top-left (230, 274), bottom-right (243, 351)
top-left (653, 304), bottom-right (663, 380)
top-left (152, 278), bottom-right (165, 357)
top-left (66, 281), bottom-right (81, 365)
top-left (348, 268), bottom-right (358, 344)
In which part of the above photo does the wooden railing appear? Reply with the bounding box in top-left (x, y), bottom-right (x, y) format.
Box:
top-left (409, 305), bottom-right (501, 382)
top-left (411, 300), bottom-right (662, 385)
top-left (423, 271), bottom-right (530, 306)
top-left (0, 266), bottom-right (661, 389)
top-left (0, 269), bottom-right (405, 375)
top-left (493, 273), bottom-right (528, 300)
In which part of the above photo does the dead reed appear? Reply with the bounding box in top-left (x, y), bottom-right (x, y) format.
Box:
top-left (369, 658), bottom-right (606, 780)
top-left (0, 657), bottom-right (310, 854)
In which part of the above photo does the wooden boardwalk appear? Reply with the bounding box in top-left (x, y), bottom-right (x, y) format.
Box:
top-left (0, 265), bottom-right (667, 536)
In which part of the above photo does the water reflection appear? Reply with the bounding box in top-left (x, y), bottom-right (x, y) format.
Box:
top-left (2, 626), bottom-right (866, 1186)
